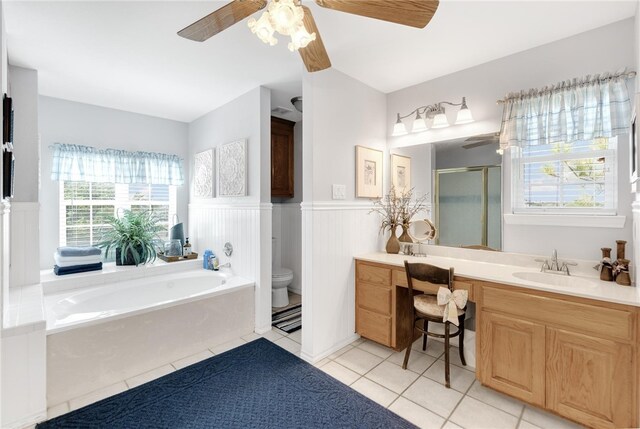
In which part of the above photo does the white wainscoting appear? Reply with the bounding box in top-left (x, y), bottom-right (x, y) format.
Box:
top-left (188, 202), bottom-right (271, 332)
top-left (273, 203), bottom-right (302, 294)
top-left (10, 202), bottom-right (40, 288)
top-left (300, 201), bottom-right (383, 362)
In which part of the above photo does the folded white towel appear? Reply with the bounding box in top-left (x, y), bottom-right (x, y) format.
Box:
top-left (54, 252), bottom-right (103, 267)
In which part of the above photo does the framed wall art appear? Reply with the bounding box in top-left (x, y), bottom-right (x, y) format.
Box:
top-left (217, 139), bottom-right (248, 197)
top-left (355, 145), bottom-right (383, 198)
top-left (194, 148), bottom-right (214, 198)
top-left (631, 101), bottom-right (638, 192)
top-left (391, 153), bottom-right (411, 195)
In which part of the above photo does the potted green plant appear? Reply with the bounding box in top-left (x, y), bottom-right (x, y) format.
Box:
top-left (97, 209), bottom-right (164, 266)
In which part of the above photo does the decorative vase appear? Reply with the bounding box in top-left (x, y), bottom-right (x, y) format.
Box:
top-left (616, 240), bottom-right (627, 260)
top-left (116, 246), bottom-right (145, 266)
top-left (599, 247), bottom-right (613, 282)
top-left (385, 225), bottom-right (400, 254)
top-left (399, 222), bottom-right (413, 244)
top-left (615, 258), bottom-right (631, 286)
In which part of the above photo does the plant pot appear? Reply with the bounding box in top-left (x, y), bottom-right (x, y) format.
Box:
top-left (385, 226), bottom-right (400, 254)
top-left (399, 223), bottom-right (413, 243)
top-left (116, 246), bottom-right (144, 266)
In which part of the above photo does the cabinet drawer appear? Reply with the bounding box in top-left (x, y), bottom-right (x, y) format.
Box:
top-left (393, 270), bottom-right (474, 301)
top-left (357, 308), bottom-right (391, 346)
top-left (357, 282), bottom-right (392, 315)
top-left (357, 263), bottom-right (391, 287)
top-left (482, 286), bottom-right (634, 342)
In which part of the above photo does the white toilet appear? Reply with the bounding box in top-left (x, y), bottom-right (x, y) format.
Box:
top-left (272, 237), bottom-right (294, 308)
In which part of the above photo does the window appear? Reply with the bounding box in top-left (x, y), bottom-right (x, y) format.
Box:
top-left (60, 181), bottom-right (177, 247)
top-left (512, 137), bottom-right (617, 215)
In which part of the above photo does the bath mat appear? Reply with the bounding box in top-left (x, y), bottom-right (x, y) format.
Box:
top-left (272, 303), bottom-right (302, 333)
top-left (37, 339), bottom-right (415, 429)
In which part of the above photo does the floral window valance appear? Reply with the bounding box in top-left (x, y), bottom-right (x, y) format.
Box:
top-left (50, 143), bottom-right (184, 186)
top-left (499, 71), bottom-right (633, 151)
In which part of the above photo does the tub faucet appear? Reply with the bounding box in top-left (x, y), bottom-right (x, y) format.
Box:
top-left (219, 262), bottom-right (231, 269)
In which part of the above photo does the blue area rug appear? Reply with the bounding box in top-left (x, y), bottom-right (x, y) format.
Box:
top-left (37, 338), bottom-right (416, 428)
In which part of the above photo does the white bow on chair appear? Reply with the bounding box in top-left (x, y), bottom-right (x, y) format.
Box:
top-left (437, 287), bottom-right (468, 326)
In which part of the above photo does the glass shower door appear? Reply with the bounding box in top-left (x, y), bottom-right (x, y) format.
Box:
top-left (436, 166), bottom-right (501, 249)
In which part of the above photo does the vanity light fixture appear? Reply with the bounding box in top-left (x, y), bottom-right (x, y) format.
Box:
top-left (391, 97), bottom-right (474, 136)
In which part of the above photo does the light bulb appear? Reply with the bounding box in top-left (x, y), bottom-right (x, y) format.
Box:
top-left (248, 12), bottom-right (277, 46)
top-left (431, 112), bottom-right (449, 129)
top-left (455, 108), bottom-right (474, 125)
top-left (392, 114), bottom-right (408, 136)
top-left (411, 112), bottom-right (427, 133)
top-left (288, 25), bottom-right (316, 51)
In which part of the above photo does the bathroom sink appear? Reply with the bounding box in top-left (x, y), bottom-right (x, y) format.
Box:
top-left (512, 271), bottom-right (597, 288)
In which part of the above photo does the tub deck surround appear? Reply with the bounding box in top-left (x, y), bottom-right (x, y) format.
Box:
top-left (46, 269), bottom-right (255, 406)
top-left (355, 250), bottom-right (640, 307)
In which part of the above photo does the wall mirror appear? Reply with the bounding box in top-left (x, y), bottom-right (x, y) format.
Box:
top-left (396, 132), bottom-right (503, 251)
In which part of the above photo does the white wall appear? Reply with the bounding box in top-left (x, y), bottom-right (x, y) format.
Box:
top-left (38, 96), bottom-right (189, 269)
top-left (187, 86), bottom-right (273, 333)
top-left (301, 69), bottom-right (386, 361)
top-left (388, 19), bottom-right (636, 261)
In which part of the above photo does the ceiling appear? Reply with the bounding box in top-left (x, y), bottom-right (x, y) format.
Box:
top-left (4, 1), bottom-right (637, 123)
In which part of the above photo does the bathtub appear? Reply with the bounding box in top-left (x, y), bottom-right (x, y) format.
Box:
top-left (45, 269), bottom-right (251, 334)
top-left (44, 267), bottom-right (255, 406)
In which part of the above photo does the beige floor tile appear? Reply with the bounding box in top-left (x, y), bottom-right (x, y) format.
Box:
top-left (522, 406), bottom-right (584, 429)
top-left (288, 329), bottom-right (302, 344)
top-left (389, 397), bottom-right (446, 429)
top-left (518, 421), bottom-right (543, 429)
top-left (313, 357), bottom-right (331, 368)
top-left (386, 349), bottom-right (438, 374)
top-left (350, 337), bottom-right (366, 346)
top-left (210, 338), bottom-right (247, 354)
top-left (69, 382), bottom-right (128, 411)
top-left (365, 361), bottom-right (420, 394)
top-left (126, 364), bottom-right (175, 389)
top-left (442, 421), bottom-right (464, 429)
top-left (412, 337), bottom-right (446, 358)
top-left (171, 350), bottom-right (214, 370)
top-left (357, 340), bottom-right (395, 359)
top-left (351, 377), bottom-right (398, 408)
top-left (241, 332), bottom-right (261, 342)
top-left (328, 344), bottom-right (353, 360)
top-left (259, 329), bottom-right (284, 342)
top-left (402, 376), bottom-right (463, 418)
top-left (449, 396), bottom-right (519, 429)
top-left (47, 402), bottom-right (69, 420)
top-left (274, 336), bottom-right (301, 355)
top-left (467, 380), bottom-right (524, 417)
top-left (320, 361), bottom-right (360, 386)
top-left (438, 346), bottom-right (469, 369)
top-left (423, 360), bottom-right (475, 393)
top-left (335, 347), bottom-right (384, 375)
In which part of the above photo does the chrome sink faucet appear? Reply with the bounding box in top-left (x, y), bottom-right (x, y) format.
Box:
top-left (536, 249), bottom-right (577, 276)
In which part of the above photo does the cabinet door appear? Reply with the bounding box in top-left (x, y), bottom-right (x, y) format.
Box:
top-left (546, 328), bottom-right (633, 429)
top-left (271, 117), bottom-right (294, 198)
top-left (478, 311), bottom-right (545, 406)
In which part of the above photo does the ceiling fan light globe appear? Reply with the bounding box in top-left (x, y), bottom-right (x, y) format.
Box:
top-left (268, 0), bottom-right (304, 35)
top-left (288, 25), bottom-right (316, 51)
top-left (248, 12), bottom-right (278, 45)
top-left (455, 107), bottom-right (474, 125)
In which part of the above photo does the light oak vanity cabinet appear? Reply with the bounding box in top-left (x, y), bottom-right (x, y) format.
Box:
top-left (477, 283), bottom-right (638, 429)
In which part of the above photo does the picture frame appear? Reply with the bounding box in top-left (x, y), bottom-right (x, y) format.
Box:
top-left (390, 153), bottom-right (411, 195)
top-left (194, 148), bottom-right (214, 198)
top-left (217, 139), bottom-right (248, 197)
top-left (631, 101), bottom-right (638, 192)
top-left (355, 145), bottom-right (383, 198)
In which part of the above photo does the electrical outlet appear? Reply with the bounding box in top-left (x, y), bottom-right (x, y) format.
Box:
top-left (332, 184), bottom-right (346, 200)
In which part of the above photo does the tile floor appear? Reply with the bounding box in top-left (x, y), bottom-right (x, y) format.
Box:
top-left (46, 329), bottom-right (584, 429)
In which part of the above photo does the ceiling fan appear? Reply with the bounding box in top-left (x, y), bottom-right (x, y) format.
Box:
top-left (178, 0), bottom-right (440, 73)
top-left (461, 133), bottom-right (500, 150)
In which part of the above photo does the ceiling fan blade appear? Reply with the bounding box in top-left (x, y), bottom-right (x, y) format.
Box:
top-left (299, 6), bottom-right (331, 73)
top-left (178, 0), bottom-right (267, 42)
top-left (314, 0), bottom-right (438, 28)
top-left (462, 141), bottom-right (496, 150)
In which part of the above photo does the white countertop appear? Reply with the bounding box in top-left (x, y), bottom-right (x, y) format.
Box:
top-left (355, 252), bottom-right (640, 308)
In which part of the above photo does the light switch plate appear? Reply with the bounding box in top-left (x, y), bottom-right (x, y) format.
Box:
top-left (332, 184), bottom-right (346, 200)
